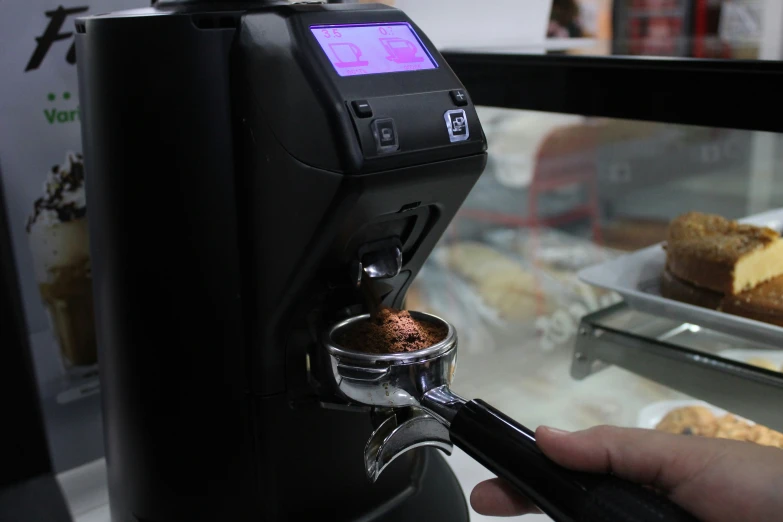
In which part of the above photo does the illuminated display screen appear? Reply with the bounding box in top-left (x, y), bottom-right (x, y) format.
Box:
top-left (310, 23), bottom-right (438, 77)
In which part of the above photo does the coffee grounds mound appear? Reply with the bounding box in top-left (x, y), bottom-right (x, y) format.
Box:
top-left (336, 308), bottom-right (448, 354)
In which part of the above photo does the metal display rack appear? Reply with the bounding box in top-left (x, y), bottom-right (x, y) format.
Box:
top-left (572, 304), bottom-right (783, 432)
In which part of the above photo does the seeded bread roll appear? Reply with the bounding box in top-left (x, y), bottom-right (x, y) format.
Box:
top-left (444, 241), bottom-right (541, 320)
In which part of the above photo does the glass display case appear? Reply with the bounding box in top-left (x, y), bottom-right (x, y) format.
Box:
top-left (404, 49), bottom-right (783, 465)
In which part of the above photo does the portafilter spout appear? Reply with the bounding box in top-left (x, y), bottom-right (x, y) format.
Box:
top-left (323, 313), bottom-right (697, 522)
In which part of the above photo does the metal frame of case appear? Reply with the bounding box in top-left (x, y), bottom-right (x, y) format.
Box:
top-left (573, 303), bottom-right (783, 432)
top-left (444, 52), bottom-right (783, 133)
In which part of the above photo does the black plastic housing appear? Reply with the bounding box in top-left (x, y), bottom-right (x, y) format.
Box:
top-left (76, 3), bottom-right (486, 521)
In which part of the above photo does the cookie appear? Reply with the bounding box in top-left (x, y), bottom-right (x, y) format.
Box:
top-left (656, 406), bottom-right (716, 436)
top-left (714, 414), bottom-right (752, 441)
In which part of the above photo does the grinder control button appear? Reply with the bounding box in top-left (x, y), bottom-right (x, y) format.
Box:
top-left (444, 109), bottom-right (470, 143)
top-left (372, 118), bottom-right (399, 153)
top-left (352, 100), bottom-right (373, 118)
top-left (449, 89), bottom-right (468, 106)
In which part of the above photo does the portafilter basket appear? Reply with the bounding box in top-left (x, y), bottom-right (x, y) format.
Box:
top-left (324, 312), bottom-right (458, 411)
top-left (324, 312), bottom-right (697, 522)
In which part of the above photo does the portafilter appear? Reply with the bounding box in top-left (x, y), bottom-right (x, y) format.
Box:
top-left (324, 312), bottom-right (696, 522)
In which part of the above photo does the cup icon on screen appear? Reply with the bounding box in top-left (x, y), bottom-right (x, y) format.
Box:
top-left (329, 43), bottom-right (369, 68)
top-left (380, 38), bottom-right (425, 63)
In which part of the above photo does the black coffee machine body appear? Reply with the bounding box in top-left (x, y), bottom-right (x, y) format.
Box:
top-left (76, 3), bottom-right (487, 521)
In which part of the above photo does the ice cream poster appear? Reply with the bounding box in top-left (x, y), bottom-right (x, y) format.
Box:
top-left (0, 0), bottom-right (145, 472)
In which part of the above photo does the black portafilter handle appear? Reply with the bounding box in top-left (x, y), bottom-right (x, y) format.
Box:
top-left (449, 400), bottom-right (699, 522)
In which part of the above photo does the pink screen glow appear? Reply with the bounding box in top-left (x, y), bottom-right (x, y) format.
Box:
top-left (310, 23), bottom-right (438, 77)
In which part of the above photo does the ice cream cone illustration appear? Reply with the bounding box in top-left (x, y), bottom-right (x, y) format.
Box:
top-left (27, 152), bottom-right (96, 369)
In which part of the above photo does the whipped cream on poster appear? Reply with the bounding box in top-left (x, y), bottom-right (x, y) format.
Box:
top-left (26, 152), bottom-right (86, 231)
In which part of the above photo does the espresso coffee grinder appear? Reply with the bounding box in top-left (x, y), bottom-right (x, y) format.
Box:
top-left (77, 2), bottom-right (697, 522)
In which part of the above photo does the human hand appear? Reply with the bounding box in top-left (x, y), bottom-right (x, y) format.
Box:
top-left (470, 425), bottom-right (783, 521)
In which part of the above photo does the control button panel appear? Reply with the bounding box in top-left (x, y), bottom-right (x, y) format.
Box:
top-left (346, 91), bottom-right (484, 165)
top-left (372, 118), bottom-right (399, 153)
top-left (352, 100), bottom-right (373, 118)
top-left (444, 109), bottom-right (469, 142)
top-left (449, 89), bottom-right (468, 107)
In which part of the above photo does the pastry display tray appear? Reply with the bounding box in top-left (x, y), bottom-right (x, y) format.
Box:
top-left (578, 208), bottom-right (783, 346)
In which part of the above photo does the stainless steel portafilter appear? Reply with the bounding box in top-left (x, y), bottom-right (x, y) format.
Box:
top-left (323, 312), bottom-right (696, 522)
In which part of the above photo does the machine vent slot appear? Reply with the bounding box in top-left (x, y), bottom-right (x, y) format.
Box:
top-left (75, 22), bottom-right (86, 34)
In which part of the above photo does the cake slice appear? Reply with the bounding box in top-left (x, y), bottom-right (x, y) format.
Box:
top-left (660, 269), bottom-right (723, 310)
top-left (666, 212), bottom-right (783, 295)
top-left (722, 275), bottom-right (783, 327)
top-left (661, 268), bottom-right (783, 327)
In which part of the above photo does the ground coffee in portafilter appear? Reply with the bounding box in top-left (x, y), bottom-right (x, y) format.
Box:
top-left (336, 307), bottom-right (448, 354)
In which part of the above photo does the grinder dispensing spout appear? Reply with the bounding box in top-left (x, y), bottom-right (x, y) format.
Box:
top-left (350, 238), bottom-right (403, 288)
top-left (323, 313), bottom-right (698, 522)
top-left (350, 238), bottom-right (404, 318)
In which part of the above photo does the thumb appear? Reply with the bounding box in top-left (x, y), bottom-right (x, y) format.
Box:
top-left (534, 425), bottom-right (724, 493)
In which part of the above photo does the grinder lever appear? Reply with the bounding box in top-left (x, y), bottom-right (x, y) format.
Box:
top-left (364, 406), bottom-right (452, 481)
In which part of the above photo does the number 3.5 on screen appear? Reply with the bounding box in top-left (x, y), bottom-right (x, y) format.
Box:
top-left (321, 29), bottom-right (342, 38)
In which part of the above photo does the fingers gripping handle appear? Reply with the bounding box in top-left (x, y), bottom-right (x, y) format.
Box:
top-left (449, 400), bottom-right (698, 522)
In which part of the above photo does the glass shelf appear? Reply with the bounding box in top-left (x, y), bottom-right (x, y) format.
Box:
top-left (573, 303), bottom-right (783, 431)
